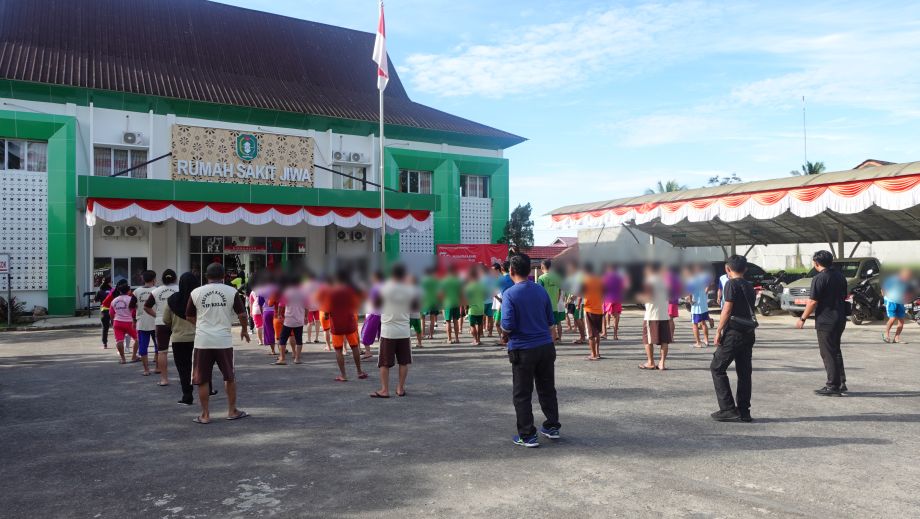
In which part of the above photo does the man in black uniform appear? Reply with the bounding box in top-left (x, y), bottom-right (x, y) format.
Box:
top-left (796, 250), bottom-right (848, 396)
top-left (711, 255), bottom-right (757, 422)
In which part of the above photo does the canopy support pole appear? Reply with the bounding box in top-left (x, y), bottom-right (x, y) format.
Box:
top-left (742, 244), bottom-right (755, 257)
top-left (837, 222), bottom-right (845, 259)
top-left (848, 241), bottom-right (862, 258)
top-left (622, 223), bottom-right (642, 246)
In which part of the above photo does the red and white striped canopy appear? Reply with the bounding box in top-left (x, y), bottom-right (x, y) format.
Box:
top-left (551, 169), bottom-right (920, 229)
top-left (85, 198), bottom-right (432, 232)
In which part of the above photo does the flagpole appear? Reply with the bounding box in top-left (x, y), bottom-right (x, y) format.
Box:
top-left (379, 89), bottom-right (386, 257)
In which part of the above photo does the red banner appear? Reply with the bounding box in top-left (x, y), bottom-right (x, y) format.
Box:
top-left (436, 244), bottom-right (508, 270)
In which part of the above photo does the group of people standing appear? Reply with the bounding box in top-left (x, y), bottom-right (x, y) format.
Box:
top-left (90, 248), bottom-right (859, 438)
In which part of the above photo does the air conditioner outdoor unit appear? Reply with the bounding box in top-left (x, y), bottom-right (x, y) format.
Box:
top-left (102, 225), bottom-right (122, 237)
top-left (351, 230), bottom-right (366, 241)
top-left (336, 230), bottom-right (349, 241)
top-left (122, 131), bottom-right (145, 145)
top-left (123, 225), bottom-right (144, 238)
top-left (333, 151), bottom-right (364, 163)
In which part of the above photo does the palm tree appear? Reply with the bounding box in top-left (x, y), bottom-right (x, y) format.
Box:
top-left (645, 180), bottom-right (687, 195)
top-left (790, 161), bottom-right (826, 176)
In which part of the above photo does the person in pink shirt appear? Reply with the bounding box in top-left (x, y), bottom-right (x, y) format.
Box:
top-left (108, 283), bottom-right (138, 365)
top-left (276, 273), bottom-right (309, 365)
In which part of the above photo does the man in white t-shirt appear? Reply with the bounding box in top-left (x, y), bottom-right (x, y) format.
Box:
top-left (132, 270), bottom-right (158, 377)
top-left (639, 263), bottom-right (672, 371)
top-left (143, 269), bottom-right (178, 386)
top-left (186, 263), bottom-right (250, 424)
top-left (370, 263), bottom-right (418, 399)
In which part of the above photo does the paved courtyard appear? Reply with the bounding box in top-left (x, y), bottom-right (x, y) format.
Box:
top-left (0, 309), bottom-right (918, 518)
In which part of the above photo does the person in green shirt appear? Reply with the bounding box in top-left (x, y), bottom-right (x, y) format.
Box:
top-left (538, 259), bottom-right (564, 342)
top-left (420, 267), bottom-right (441, 340)
top-left (440, 265), bottom-right (463, 344)
top-left (464, 265), bottom-right (487, 345)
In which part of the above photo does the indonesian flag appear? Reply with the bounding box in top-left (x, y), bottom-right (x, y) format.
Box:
top-left (372, 0), bottom-right (388, 91)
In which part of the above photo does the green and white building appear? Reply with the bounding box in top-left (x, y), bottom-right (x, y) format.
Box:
top-left (0, 0), bottom-right (524, 315)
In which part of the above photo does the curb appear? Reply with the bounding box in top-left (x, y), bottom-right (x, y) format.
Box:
top-left (1, 323), bottom-right (99, 332)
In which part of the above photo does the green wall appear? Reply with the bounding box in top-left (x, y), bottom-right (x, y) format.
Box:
top-left (0, 109), bottom-right (77, 315)
top-left (383, 148), bottom-right (509, 263)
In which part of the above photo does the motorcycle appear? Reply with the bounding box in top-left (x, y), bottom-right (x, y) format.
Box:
top-left (904, 296), bottom-right (920, 325)
top-left (848, 273), bottom-right (884, 325)
top-left (754, 274), bottom-right (783, 316)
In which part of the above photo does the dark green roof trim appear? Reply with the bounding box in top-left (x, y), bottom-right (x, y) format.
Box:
top-left (77, 175), bottom-right (440, 212)
top-left (0, 79), bottom-right (524, 150)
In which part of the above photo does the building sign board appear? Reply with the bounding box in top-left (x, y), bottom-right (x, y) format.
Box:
top-left (0, 253), bottom-right (9, 274)
top-left (171, 125), bottom-right (314, 186)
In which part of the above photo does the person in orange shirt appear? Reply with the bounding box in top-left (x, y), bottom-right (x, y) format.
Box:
top-left (327, 270), bottom-right (368, 382)
top-left (581, 263), bottom-right (605, 361)
top-left (315, 278), bottom-right (333, 351)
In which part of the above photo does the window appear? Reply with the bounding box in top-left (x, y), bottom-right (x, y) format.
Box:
top-left (2, 140), bottom-right (46, 171)
top-left (95, 256), bottom-right (147, 287)
top-left (94, 146), bottom-right (148, 178)
top-left (332, 164), bottom-right (367, 190)
top-left (460, 175), bottom-right (489, 198)
top-left (399, 169), bottom-right (433, 194)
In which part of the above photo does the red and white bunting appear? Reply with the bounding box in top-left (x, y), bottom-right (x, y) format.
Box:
top-left (551, 174), bottom-right (920, 228)
top-left (85, 199), bottom-right (432, 233)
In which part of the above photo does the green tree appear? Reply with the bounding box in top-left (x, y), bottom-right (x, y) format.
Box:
top-left (498, 203), bottom-right (534, 253)
top-left (790, 161), bottom-right (826, 176)
top-left (645, 180), bottom-right (687, 195)
top-left (707, 173), bottom-right (742, 186)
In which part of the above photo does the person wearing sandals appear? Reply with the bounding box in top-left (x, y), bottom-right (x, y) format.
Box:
top-left (359, 271), bottom-right (384, 360)
top-left (277, 273), bottom-right (309, 365)
top-left (185, 263), bottom-right (250, 424)
top-left (370, 263), bottom-right (417, 399)
top-left (328, 269), bottom-right (368, 382)
top-left (639, 262), bottom-right (671, 371)
top-left (711, 255), bottom-right (756, 422)
top-left (133, 270), bottom-right (159, 377)
top-left (881, 268), bottom-right (911, 344)
top-left (143, 269), bottom-right (178, 386)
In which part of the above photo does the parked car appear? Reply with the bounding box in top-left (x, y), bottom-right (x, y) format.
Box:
top-left (706, 260), bottom-right (771, 308)
top-left (780, 257), bottom-right (882, 317)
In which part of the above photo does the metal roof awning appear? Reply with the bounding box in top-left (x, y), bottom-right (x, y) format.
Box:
top-left (549, 161), bottom-right (920, 249)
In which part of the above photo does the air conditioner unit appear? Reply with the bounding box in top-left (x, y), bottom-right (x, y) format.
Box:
top-left (336, 230), bottom-right (349, 241)
top-left (102, 225), bottom-right (122, 237)
top-left (351, 230), bottom-right (366, 241)
top-left (123, 225), bottom-right (144, 238)
top-left (333, 151), bottom-right (365, 163)
top-left (122, 131), bottom-right (145, 145)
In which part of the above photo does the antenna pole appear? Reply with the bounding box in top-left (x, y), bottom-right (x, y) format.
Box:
top-left (802, 95), bottom-right (808, 166)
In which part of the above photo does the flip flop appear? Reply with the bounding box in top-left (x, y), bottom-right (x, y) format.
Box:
top-left (142, 372), bottom-right (151, 376)
top-left (209, 389), bottom-right (219, 396)
top-left (192, 417), bottom-right (210, 425)
top-left (638, 364), bottom-right (657, 370)
top-left (358, 372), bottom-right (369, 380)
top-left (369, 391), bottom-right (390, 398)
top-left (227, 411), bottom-right (249, 421)
top-left (396, 391), bottom-right (407, 397)
top-left (157, 382), bottom-right (169, 387)
top-left (882, 334), bottom-right (891, 343)
top-left (335, 376), bottom-right (348, 382)
top-left (273, 361), bottom-right (287, 365)
top-left (294, 360), bottom-right (302, 365)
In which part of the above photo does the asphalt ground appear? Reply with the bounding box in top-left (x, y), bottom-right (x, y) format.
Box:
top-left (0, 309), bottom-right (918, 518)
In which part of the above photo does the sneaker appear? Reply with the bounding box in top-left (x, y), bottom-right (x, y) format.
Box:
top-left (512, 434), bottom-right (540, 448)
top-left (840, 383), bottom-right (848, 393)
top-left (539, 426), bottom-right (561, 440)
top-left (711, 409), bottom-right (742, 422)
top-left (814, 386), bottom-right (842, 397)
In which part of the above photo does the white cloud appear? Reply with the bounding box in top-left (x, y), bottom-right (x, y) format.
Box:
top-left (403, 2), bottom-right (717, 98)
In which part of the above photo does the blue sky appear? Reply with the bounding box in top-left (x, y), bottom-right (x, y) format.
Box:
top-left (217, 0), bottom-right (920, 245)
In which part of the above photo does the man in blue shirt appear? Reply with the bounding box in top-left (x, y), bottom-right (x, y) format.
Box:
top-left (500, 253), bottom-right (560, 448)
